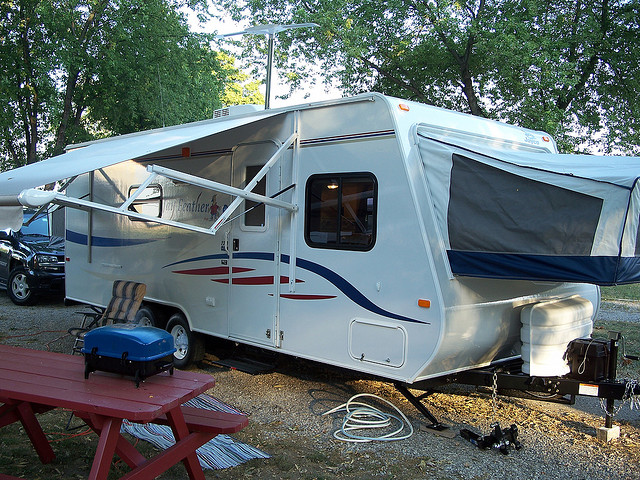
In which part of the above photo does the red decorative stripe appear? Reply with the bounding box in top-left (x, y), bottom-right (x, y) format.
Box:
top-left (280, 294), bottom-right (336, 300)
top-left (233, 276), bottom-right (274, 285)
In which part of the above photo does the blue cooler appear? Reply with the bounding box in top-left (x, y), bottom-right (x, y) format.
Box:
top-left (82, 324), bottom-right (176, 387)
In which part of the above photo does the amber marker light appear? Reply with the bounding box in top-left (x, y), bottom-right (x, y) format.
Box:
top-left (418, 299), bottom-right (431, 308)
top-left (399, 103), bottom-right (410, 112)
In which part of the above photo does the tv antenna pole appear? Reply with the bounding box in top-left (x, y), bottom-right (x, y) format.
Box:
top-left (215, 23), bottom-right (318, 109)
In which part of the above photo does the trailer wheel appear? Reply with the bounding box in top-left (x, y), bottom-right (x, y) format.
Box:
top-left (167, 313), bottom-right (205, 369)
top-left (134, 305), bottom-right (157, 327)
top-left (8, 267), bottom-right (35, 306)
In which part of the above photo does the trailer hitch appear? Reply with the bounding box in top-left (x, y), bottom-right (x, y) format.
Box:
top-left (460, 423), bottom-right (522, 455)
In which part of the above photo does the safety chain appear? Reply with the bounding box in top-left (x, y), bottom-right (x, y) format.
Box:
top-left (491, 370), bottom-right (499, 423)
top-left (600, 379), bottom-right (640, 417)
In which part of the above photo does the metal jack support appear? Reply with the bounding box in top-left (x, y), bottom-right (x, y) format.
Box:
top-left (395, 383), bottom-right (451, 434)
top-left (598, 331), bottom-right (622, 442)
top-left (605, 331), bottom-right (621, 428)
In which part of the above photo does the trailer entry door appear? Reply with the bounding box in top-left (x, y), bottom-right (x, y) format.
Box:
top-left (228, 142), bottom-right (282, 346)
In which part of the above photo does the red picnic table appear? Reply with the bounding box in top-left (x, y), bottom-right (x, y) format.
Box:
top-left (0, 344), bottom-right (248, 480)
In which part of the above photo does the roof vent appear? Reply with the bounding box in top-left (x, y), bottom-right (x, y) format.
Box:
top-left (214, 104), bottom-right (264, 118)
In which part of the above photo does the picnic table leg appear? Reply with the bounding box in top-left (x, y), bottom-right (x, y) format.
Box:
top-left (88, 416), bottom-right (123, 480)
top-left (78, 413), bottom-right (146, 469)
top-left (166, 408), bottom-right (206, 480)
top-left (15, 402), bottom-right (56, 464)
top-left (0, 403), bottom-right (55, 429)
top-left (0, 403), bottom-right (19, 428)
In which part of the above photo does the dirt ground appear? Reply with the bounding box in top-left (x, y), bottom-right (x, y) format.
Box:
top-left (1, 295), bottom-right (640, 479)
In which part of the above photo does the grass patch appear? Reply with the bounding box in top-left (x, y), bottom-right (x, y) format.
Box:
top-left (0, 409), bottom-right (188, 479)
top-left (593, 319), bottom-right (640, 379)
top-left (601, 284), bottom-right (640, 301)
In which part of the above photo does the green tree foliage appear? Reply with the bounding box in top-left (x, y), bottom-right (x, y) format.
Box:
top-left (217, 51), bottom-right (264, 106)
top-left (216, 0), bottom-right (640, 154)
top-left (0, 0), bottom-right (253, 169)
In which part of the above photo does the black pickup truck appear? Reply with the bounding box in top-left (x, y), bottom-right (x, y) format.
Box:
top-left (0, 210), bottom-right (65, 305)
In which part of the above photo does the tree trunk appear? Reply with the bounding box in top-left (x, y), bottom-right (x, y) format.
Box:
top-left (556, 0), bottom-right (609, 112)
top-left (52, 1), bottom-right (108, 155)
top-left (19, 2), bottom-right (38, 165)
top-left (460, 63), bottom-right (484, 117)
top-left (53, 68), bottom-right (81, 156)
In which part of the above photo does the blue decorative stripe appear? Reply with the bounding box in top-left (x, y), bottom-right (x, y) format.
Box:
top-left (66, 230), bottom-right (155, 247)
top-left (160, 251), bottom-right (427, 324)
top-left (448, 250), bottom-right (640, 286)
top-left (233, 252), bottom-right (275, 261)
top-left (282, 255), bottom-right (428, 324)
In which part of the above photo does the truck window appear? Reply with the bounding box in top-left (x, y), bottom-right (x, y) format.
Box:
top-left (305, 173), bottom-right (377, 251)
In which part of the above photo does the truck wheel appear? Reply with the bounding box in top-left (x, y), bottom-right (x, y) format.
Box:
top-left (167, 312), bottom-right (205, 369)
top-left (8, 267), bottom-right (35, 306)
top-left (134, 305), bottom-right (157, 327)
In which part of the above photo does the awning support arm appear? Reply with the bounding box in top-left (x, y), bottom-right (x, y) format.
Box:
top-left (147, 164), bottom-right (296, 214)
top-left (34, 193), bottom-right (222, 235)
top-left (119, 172), bottom-right (159, 212)
top-left (218, 183), bottom-right (296, 228)
top-left (209, 130), bottom-right (298, 233)
top-left (18, 131), bottom-right (298, 237)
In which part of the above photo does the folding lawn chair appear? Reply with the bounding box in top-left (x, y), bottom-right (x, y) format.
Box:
top-left (69, 280), bottom-right (147, 354)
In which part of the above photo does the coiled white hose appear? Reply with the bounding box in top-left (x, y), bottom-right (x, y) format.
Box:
top-left (322, 393), bottom-right (414, 443)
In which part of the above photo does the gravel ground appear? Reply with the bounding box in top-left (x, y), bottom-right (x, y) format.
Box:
top-left (1, 293), bottom-right (640, 480)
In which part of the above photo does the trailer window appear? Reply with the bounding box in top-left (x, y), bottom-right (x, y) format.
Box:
top-left (244, 165), bottom-right (266, 227)
top-left (127, 184), bottom-right (162, 219)
top-left (305, 173), bottom-right (377, 250)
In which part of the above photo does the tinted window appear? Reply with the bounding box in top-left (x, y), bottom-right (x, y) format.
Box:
top-left (305, 173), bottom-right (377, 250)
top-left (20, 214), bottom-right (49, 236)
top-left (244, 165), bottom-right (266, 227)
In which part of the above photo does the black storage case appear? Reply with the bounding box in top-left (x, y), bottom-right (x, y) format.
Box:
top-left (565, 338), bottom-right (610, 382)
top-left (82, 324), bottom-right (176, 387)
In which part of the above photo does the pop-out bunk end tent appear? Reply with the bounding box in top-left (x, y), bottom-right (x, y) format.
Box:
top-left (415, 126), bottom-right (640, 286)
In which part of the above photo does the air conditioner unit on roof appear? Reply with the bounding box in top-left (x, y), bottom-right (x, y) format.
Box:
top-left (213, 104), bottom-right (263, 118)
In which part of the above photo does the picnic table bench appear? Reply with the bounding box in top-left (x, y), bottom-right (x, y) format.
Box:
top-left (0, 344), bottom-right (248, 479)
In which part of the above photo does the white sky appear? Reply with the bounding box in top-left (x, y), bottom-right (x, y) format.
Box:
top-left (185, 8), bottom-right (340, 108)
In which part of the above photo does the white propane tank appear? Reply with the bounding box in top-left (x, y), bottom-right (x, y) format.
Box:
top-left (521, 296), bottom-right (594, 377)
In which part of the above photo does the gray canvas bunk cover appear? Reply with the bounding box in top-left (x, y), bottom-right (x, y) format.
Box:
top-left (416, 126), bottom-right (640, 285)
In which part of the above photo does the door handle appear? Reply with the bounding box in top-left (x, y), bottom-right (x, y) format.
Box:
top-left (233, 238), bottom-right (239, 251)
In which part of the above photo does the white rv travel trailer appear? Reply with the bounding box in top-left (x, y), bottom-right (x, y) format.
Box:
top-left (2, 94), bottom-right (640, 420)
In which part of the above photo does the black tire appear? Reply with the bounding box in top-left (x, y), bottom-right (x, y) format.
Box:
top-left (166, 312), bottom-right (205, 369)
top-left (134, 305), bottom-right (157, 327)
top-left (7, 266), bottom-right (35, 306)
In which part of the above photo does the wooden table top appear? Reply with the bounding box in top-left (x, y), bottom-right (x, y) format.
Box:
top-left (0, 344), bottom-right (215, 422)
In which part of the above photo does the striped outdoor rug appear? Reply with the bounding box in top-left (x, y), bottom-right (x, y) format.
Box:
top-left (121, 394), bottom-right (270, 470)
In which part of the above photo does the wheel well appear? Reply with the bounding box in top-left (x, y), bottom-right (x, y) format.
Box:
top-left (9, 259), bottom-right (25, 272)
top-left (140, 302), bottom-right (185, 330)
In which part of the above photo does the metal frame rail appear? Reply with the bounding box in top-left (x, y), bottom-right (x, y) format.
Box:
top-left (398, 332), bottom-right (640, 431)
